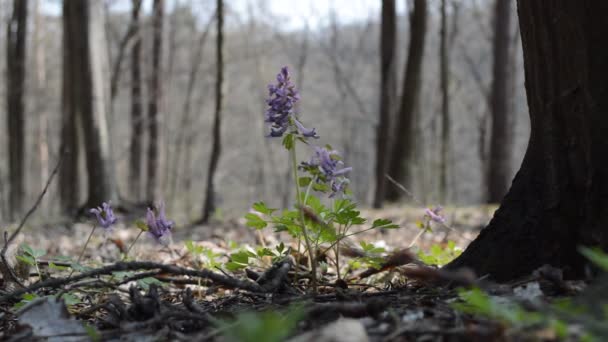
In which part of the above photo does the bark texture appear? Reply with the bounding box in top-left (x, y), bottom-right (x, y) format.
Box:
top-left (446, 1), bottom-right (608, 281)
top-left (386, 0), bottom-right (428, 201)
top-left (129, 0), bottom-right (143, 200)
top-left (487, 0), bottom-right (513, 203)
top-left (62, 0), bottom-right (117, 209)
top-left (6, 0), bottom-right (28, 220)
top-left (373, 0), bottom-right (396, 208)
top-left (146, 0), bottom-right (164, 202)
top-left (200, 0), bottom-right (224, 224)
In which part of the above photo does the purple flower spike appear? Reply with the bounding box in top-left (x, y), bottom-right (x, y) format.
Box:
top-left (90, 202), bottom-right (118, 229)
top-left (265, 66), bottom-right (301, 138)
top-left (146, 202), bottom-right (174, 245)
top-left (425, 206), bottom-right (446, 224)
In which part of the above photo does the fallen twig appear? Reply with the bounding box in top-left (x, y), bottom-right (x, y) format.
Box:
top-left (0, 261), bottom-right (264, 303)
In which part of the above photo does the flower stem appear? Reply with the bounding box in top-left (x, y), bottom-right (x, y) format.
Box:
top-left (290, 146), bottom-right (317, 294)
top-left (68, 225), bottom-right (97, 278)
top-left (124, 230), bottom-right (144, 261)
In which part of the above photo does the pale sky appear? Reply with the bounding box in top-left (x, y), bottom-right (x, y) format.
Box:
top-left (42, 0), bottom-right (407, 31)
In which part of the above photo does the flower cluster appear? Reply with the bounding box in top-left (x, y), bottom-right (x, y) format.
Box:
top-left (89, 201), bottom-right (173, 244)
top-left (300, 146), bottom-right (352, 197)
top-left (145, 202), bottom-right (174, 245)
top-left (90, 202), bottom-right (118, 230)
top-left (265, 66), bottom-right (317, 138)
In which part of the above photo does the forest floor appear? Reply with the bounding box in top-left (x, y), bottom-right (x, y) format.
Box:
top-left (0, 205), bottom-right (602, 341)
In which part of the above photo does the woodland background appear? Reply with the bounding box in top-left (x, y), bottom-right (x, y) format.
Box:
top-left (0, 0), bottom-right (528, 224)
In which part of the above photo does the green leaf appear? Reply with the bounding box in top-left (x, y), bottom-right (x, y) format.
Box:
top-left (371, 218), bottom-right (400, 229)
top-left (245, 213), bottom-right (267, 230)
top-left (16, 255), bottom-right (35, 266)
top-left (59, 293), bottom-right (82, 306)
top-left (298, 177), bottom-right (312, 187)
top-left (21, 243), bottom-right (34, 256)
top-left (312, 182), bottom-right (329, 192)
top-left (137, 277), bottom-right (165, 290)
top-left (252, 202), bottom-right (276, 215)
top-left (48, 262), bottom-right (69, 271)
top-left (12, 293), bottom-right (39, 310)
top-left (225, 261), bottom-right (247, 271)
top-left (71, 262), bottom-right (93, 273)
top-left (579, 246), bottom-right (608, 271)
top-left (185, 240), bottom-right (204, 255)
top-left (135, 219), bottom-right (149, 231)
top-left (282, 133), bottom-right (295, 150)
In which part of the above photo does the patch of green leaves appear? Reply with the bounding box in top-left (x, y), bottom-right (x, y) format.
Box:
top-left (217, 305), bottom-right (305, 342)
top-left (417, 241), bottom-right (462, 267)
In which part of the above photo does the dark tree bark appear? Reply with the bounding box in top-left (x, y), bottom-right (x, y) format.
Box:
top-left (200, 0), bottom-right (224, 224)
top-left (487, 0), bottom-right (513, 203)
top-left (62, 0), bottom-right (117, 210)
top-left (146, 0), bottom-right (164, 202)
top-left (110, 0), bottom-right (142, 105)
top-left (385, 0), bottom-right (427, 202)
top-left (129, 0), bottom-right (143, 200)
top-left (59, 0), bottom-right (81, 214)
top-left (6, 0), bottom-right (28, 220)
top-left (446, 1), bottom-right (608, 281)
top-left (438, 0), bottom-right (450, 203)
top-left (373, 0), bottom-right (396, 208)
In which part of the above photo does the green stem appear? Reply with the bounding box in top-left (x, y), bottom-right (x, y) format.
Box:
top-left (124, 230), bottom-right (144, 260)
top-left (290, 146), bottom-right (317, 294)
top-left (68, 225), bottom-right (97, 278)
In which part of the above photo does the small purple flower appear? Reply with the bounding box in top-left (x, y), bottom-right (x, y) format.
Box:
top-left (424, 206), bottom-right (446, 224)
top-left (146, 202), bottom-right (174, 245)
top-left (294, 119), bottom-right (319, 138)
top-left (90, 202), bottom-right (118, 229)
top-left (301, 146), bottom-right (352, 197)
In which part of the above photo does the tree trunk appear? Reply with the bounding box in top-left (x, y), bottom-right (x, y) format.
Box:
top-left (200, 0), bottom-right (224, 224)
top-left (6, 0), bottom-right (27, 220)
top-left (446, 0), bottom-right (608, 281)
top-left (373, 0), bottom-right (396, 208)
top-left (59, 0), bottom-right (80, 214)
top-left (146, 0), bottom-right (163, 202)
top-left (385, 0), bottom-right (427, 202)
top-left (487, 0), bottom-right (513, 203)
top-left (33, 0), bottom-right (49, 214)
top-left (129, 0), bottom-right (143, 200)
top-left (438, 0), bottom-right (450, 203)
top-left (62, 0), bottom-right (118, 210)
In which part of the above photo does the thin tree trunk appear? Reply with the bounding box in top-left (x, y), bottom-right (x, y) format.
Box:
top-left (385, 0), bottom-right (428, 202)
top-left (129, 0), bottom-right (143, 200)
top-left (446, 0), bottom-right (608, 281)
top-left (373, 0), bottom-right (396, 208)
top-left (33, 0), bottom-right (48, 214)
top-left (487, 0), bottom-right (513, 203)
top-left (169, 13), bottom-right (215, 207)
top-left (146, 0), bottom-right (164, 202)
top-left (59, 0), bottom-right (80, 213)
top-left (6, 0), bottom-right (27, 220)
top-left (438, 0), bottom-right (450, 203)
top-left (200, 0), bottom-right (224, 224)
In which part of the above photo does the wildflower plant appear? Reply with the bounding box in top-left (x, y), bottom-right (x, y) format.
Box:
top-left (246, 66), bottom-right (400, 292)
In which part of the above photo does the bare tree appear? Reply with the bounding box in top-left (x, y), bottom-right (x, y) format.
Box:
top-left (129, 0), bottom-right (143, 200)
top-left (199, 0), bottom-right (224, 224)
top-left (385, 0), bottom-right (428, 202)
top-left (487, 0), bottom-right (513, 203)
top-left (146, 0), bottom-right (164, 202)
top-left (373, 0), bottom-right (396, 208)
top-left (62, 0), bottom-right (118, 210)
top-left (438, 0), bottom-right (450, 202)
top-left (6, 0), bottom-right (27, 220)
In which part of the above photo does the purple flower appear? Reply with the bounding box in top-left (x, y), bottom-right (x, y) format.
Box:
top-left (424, 206), bottom-right (446, 224)
top-left (301, 146), bottom-right (352, 197)
top-left (294, 119), bottom-right (319, 138)
top-left (146, 202), bottom-right (174, 244)
top-left (90, 202), bottom-right (118, 229)
top-left (265, 66), bottom-right (302, 138)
